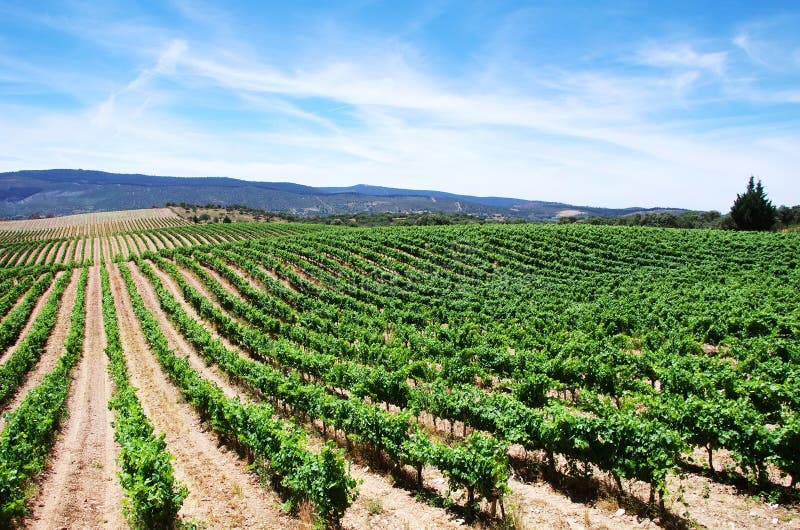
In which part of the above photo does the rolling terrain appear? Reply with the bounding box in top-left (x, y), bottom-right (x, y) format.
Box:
top-left (0, 169), bottom-right (685, 220)
top-left (0, 209), bottom-right (798, 529)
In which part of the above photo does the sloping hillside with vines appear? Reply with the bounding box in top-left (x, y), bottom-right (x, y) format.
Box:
top-left (0, 219), bottom-right (798, 529)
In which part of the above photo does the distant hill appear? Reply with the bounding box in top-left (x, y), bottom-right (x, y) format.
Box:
top-left (0, 169), bottom-right (686, 220)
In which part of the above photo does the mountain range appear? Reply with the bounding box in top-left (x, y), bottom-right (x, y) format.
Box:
top-left (0, 169), bottom-right (686, 220)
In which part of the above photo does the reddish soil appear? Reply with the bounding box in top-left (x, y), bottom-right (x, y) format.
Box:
top-left (172, 232), bottom-right (193, 248)
top-left (129, 233), bottom-right (146, 254)
top-left (148, 233), bottom-right (165, 251)
top-left (160, 233), bottom-right (175, 249)
top-left (62, 239), bottom-right (75, 265)
top-left (96, 238), bottom-right (106, 263)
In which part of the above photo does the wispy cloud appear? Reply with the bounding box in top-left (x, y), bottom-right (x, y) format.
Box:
top-left (92, 39), bottom-right (188, 129)
top-left (636, 43), bottom-right (728, 76)
top-left (0, 2), bottom-right (798, 210)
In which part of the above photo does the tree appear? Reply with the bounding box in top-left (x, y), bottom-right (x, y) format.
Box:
top-left (730, 176), bottom-right (776, 231)
top-left (777, 205), bottom-right (800, 228)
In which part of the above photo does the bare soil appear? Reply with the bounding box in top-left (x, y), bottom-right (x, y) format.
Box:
top-left (25, 245), bottom-right (43, 266)
top-left (42, 241), bottom-right (59, 265)
top-left (107, 262), bottom-right (294, 529)
top-left (0, 269), bottom-right (80, 428)
top-left (62, 239), bottom-right (76, 265)
top-left (129, 233), bottom-right (146, 254)
top-left (149, 233), bottom-right (166, 251)
top-left (106, 236), bottom-right (116, 262)
top-left (13, 247), bottom-right (33, 267)
top-left (0, 208), bottom-right (181, 237)
top-left (217, 259), bottom-right (270, 293)
top-left (127, 262), bottom-right (245, 401)
top-left (0, 271), bottom-right (65, 366)
top-left (159, 233), bottom-right (175, 249)
top-left (92, 237), bottom-right (101, 265)
top-left (25, 265), bottom-right (125, 529)
top-left (170, 206), bottom-right (273, 224)
top-left (139, 259), bottom-right (462, 529)
top-left (124, 234), bottom-right (141, 255)
top-left (199, 262), bottom-right (248, 302)
top-left (171, 231), bottom-right (194, 248)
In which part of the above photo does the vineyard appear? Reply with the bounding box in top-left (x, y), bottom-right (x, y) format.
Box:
top-left (0, 216), bottom-right (798, 529)
top-left (0, 208), bottom-right (321, 267)
top-left (0, 208), bottom-right (185, 239)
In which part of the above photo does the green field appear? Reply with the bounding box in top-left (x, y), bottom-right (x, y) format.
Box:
top-left (1, 220), bottom-right (798, 528)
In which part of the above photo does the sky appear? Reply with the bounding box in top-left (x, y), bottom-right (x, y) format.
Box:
top-left (1, 1), bottom-right (799, 210)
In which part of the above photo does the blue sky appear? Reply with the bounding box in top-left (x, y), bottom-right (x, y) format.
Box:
top-left (1, 1), bottom-right (799, 210)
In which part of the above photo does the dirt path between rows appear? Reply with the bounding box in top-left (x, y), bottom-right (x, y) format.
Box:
top-left (108, 262), bottom-right (294, 529)
top-left (123, 234), bottom-right (140, 256)
top-left (63, 239), bottom-right (76, 265)
top-left (72, 238), bottom-right (85, 263)
top-left (143, 261), bottom-right (462, 530)
top-left (174, 261), bottom-right (252, 329)
top-left (101, 237), bottom-right (112, 264)
top-left (107, 235), bottom-right (119, 260)
top-left (141, 232), bottom-right (159, 252)
top-left (26, 265), bottom-right (125, 529)
top-left (129, 233), bottom-right (146, 254)
top-left (92, 237), bottom-right (101, 265)
top-left (43, 241), bottom-right (59, 265)
top-left (0, 271), bottom-right (64, 366)
top-left (25, 244), bottom-right (44, 266)
top-left (160, 233), bottom-right (175, 249)
top-left (171, 231), bottom-right (193, 248)
top-left (0, 269), bottom-right (79, 428)
top-left (166, 257), bottom-right (670, 529)
top-left (128, 262), bottom-right (244, 401)
top-left (13, 247), bottom-right (32, 267)
top-left (218, 257), bottom-right (298, 303)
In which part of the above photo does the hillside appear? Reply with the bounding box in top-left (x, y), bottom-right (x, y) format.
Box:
top-left (0, 169), bottom-right (685, 220)
top-left (0, 219), bottom-right (798, 529)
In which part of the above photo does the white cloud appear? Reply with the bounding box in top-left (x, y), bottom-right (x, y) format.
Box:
top-left (92, 39), bottom-right (187, 128)
top-left (636, 43), bottom-right (728, 76)
top-left (1, 7), bottom-right (799, 211)
top-left (732, 14), bottom-right (800, 71)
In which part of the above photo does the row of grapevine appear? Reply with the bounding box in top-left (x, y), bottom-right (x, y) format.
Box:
top-left (0, 273), bottom-right (71, 405)
top-left (138, 254), bottom-right (511, 517)
top-left (0, 208), bottom-right (186, 241)
top-left (118, 261), bottom-right (358, 526)
top-left (163, 249), bottom-right (682, 503)
top-left (99, 263), bottom-right (187, 527)
top-left (0, 274), bottom-right (57, 355)
top-left (0, 222), bottom-right (325, 267)
top-left (0, 268), bottom-right (87, 524)
top-left (180, 225), bottom-right (799, 498)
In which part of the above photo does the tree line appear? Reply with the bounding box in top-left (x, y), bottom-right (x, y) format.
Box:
top-left (563, 176), bottom-right (797, 231)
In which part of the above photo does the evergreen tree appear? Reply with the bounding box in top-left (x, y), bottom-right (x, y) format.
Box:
top-left (730, 176), bottom-right (776, 231)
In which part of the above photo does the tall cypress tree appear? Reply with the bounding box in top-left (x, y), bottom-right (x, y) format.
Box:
top-left (730, 176), bottom-right (776, 231)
